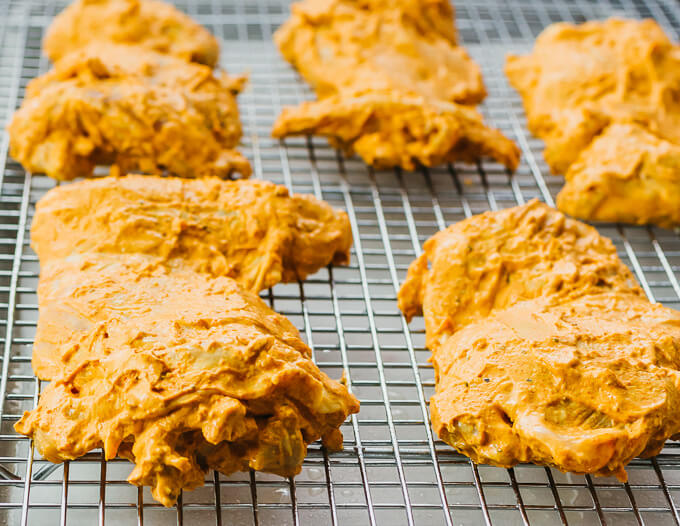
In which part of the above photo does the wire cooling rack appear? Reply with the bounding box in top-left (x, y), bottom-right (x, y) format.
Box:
top-left (0, 0), bottom-right (679, 524)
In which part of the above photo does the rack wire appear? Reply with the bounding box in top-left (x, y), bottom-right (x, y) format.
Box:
top-left (0, 0), bottom-right (679, 524)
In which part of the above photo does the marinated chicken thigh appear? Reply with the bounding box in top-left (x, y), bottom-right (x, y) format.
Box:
top-left (43, 0), bottom-right (220, 66)
top-left (399, 200), bottom-right (680, 480)
top-left (17, 254), bottom-right (359, 507)
top-left (557, 123), bottom-right (680, 229)
top-left (30, 175), bottom-right (352, 378)
top-left (9, 44), bottom-right (250, 180)
top-left (506, 19), bottom-right (680, 227)
top-left (273, 0), bottom-right (519, 171)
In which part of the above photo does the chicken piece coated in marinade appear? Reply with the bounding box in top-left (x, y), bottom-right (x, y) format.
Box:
top-left (506, 18), bottom-right (680, 228)
top-left (276, 0), bottom-right (485, 105)
top-left (273, 0), bottom-right (519, 172)
top-left (16, 254), bottom-right (359, 507)
top-left (30, 175), bottom-right (353, 379)
top-left (43, 0), bottom-right (220, 66)
top-left (399, 200), bottom-right (680, 481)
top-left (9, 43), bottom-right (250, 181)
top-left (272, 93), bottom-right (521, 172)
top-left (556, 123), bottom-right (680, 229)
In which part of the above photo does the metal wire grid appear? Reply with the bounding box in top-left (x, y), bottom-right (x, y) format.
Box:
top-left (0, 0), bottom-right (677, 524)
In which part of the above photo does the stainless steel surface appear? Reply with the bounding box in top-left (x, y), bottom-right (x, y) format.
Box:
top-left (0, 0), bottom-right (679, 524)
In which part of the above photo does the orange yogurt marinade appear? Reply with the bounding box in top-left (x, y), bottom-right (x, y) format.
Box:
top-left (16, 176), bottom-right (358, 506)
top-left (400, 200), bottom-right (680, 480)
top-left (273, 0), bottom-right (520, 172)
top-left (506, 19), bottom-right (680, 228)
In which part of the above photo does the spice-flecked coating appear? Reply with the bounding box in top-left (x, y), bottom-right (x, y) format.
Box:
top-left (272, 93), bottom-right (520, 172)
top-left (398, 200), bottom-right (680, 480)
top-left (8, 43), bottom-right (251, 181)
top-left (557, 124), bottom-right (680, 229)
top-left (505, 18), bottom-right (680, 228)
top-left (275, 0), bottom-right (484, 105)
top-left (30, 175), bottom-right (352, 379)
top-left (43, 0), bottom-right (220, 66)
top-left (273, 0), bottom-right (519, 171)
top-left (16, 254), bottom-right (359, 507)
